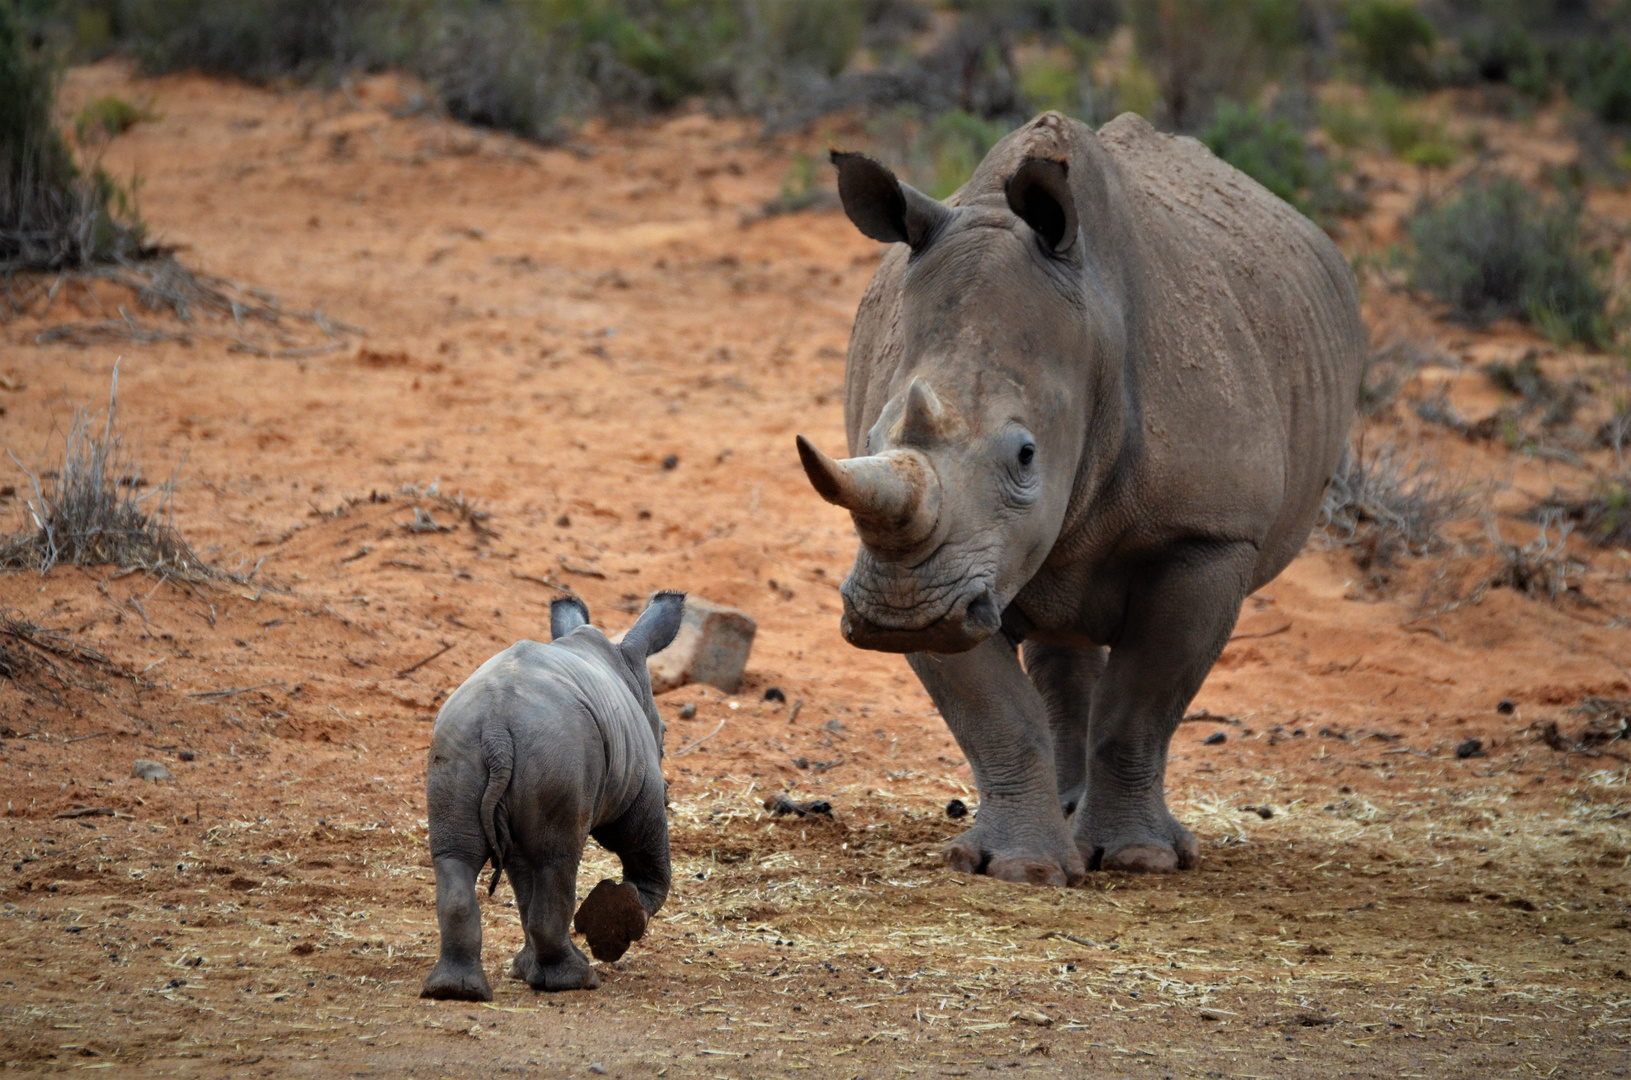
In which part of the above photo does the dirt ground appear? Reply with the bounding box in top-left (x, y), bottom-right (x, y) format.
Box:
top-left (0, 63), bottom-right (1628, 1078)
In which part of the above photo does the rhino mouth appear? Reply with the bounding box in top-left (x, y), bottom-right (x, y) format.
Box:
top-left (839, 584), bottom-right (1002, 654)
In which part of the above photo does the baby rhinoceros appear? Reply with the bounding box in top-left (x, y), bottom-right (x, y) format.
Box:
top-left (420, 591), bottom-right (684, 1000)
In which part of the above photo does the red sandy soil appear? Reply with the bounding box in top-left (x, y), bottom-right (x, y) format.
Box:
top-left (0, 63), bottom-right (1628, 1078)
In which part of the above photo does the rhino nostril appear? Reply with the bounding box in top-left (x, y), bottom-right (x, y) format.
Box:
top-left (964, 589), bottom-right (1000, 633)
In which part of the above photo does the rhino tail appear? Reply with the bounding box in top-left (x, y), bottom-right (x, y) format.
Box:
top-left (480, 724), bottom-right (515, 896)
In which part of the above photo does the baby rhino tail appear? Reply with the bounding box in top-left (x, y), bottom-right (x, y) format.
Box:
top-left (480, 724), bottom-right (514, 895)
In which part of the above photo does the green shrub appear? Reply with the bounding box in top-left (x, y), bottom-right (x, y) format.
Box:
top-left (865, 107), bottom-right (1015, 199)
top-left (1347, 0), bottom-right (1436, 89)
top-left (1562, 37), bottom-right (1631, 125)
top-left (124, 0), bottom-right (391, 82)
top-left (1407, 177), bottom-right (1611, 347)
top-left (73, 95), bottom-right (160, 143)
top-left (1127, 0), bottom-right (1306, 131)
top-left (1, 2), bottom-right (145, 270)
top-left (1460, 19), bottom-right (1549, 96)
top-left (1202, 101), bottom-right (1310, 205)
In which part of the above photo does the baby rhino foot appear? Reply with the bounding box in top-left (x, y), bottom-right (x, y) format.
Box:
top-left (574, 879), bottom-right (650, 962)
top-left (420, 959), bottom-right (493, 1002)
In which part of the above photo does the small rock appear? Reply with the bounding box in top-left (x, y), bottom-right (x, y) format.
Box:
top-left (0, 726), bottom-right (16, 738)
top-left (641, 596), bottom-right (756, 694)
top-left (763, 687), bottom-right (786, 703)
top-left (131, 759), bottom-right (172, 781)
top-left (1010, 1010), bottom-right (1053, 1027)
top-left (764, 793), bottom-right (832, 818)
top-left (177, 749), bottom-right (196, 762)
top-left (1496, 699), bottom-right (1516, 715)
top-left (677, 702), bottom-right (696, 720)
top-left (556, 514), bottom-right (571, 528)
top-left (588, 1066), bottom-right (607, 1076)
top-left (661, 454), bottom-right (679, 470)
top-left (1242, 805), bottom-right (1274, 820)
top-left (1200, 1011), bottom-right (1222, 1021)
top-left (791, 756), bottom-right (809, 769)
top-left (1203, 731), bottom-right (1226, 745)
top-left (1456, 737), bottom-right (1485, 759)
top-left (945, 798), bottom-right (969, 820)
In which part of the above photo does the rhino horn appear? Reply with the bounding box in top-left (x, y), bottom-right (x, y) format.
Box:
top-left (795, 436), bottom-right (941, 549)
top-left (897, 376), bottom-right (947, 447)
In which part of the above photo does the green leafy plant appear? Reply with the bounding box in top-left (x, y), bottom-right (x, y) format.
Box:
top-left (1346, 0), bottom-right (1437, 90)
top-left (1202, 100), bottom-right (1353, 221)
top-left (1, 1), bottom-right (146, 270)
top-left (1407, 177), bottom-right (1612, 348)
top-left (73, 95), bottom-right (161, 143)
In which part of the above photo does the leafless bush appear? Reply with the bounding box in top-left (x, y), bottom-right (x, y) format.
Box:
top-left (1526, 476), bottom-right (1631, 550)
top-left (1359, 339), bottom-right (1442, 417)
top-left (1320, 439), bottom-right (1470, 560)
top-left (1, 367), bottom-right (214, 581)
top-left (1485, 511), bottom-right (1583, 601)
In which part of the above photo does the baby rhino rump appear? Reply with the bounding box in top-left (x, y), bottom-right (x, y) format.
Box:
top-left (421, 592), bottom-right (684, 1000)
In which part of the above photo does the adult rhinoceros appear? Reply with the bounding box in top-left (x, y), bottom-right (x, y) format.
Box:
top-left (796, 112), bottom-right (1365, 884)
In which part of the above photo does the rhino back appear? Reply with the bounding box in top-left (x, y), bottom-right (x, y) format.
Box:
top-left (429, 639), bottom-right (659, 836)
top-left (1094, 114), bottom-right (1365, 576)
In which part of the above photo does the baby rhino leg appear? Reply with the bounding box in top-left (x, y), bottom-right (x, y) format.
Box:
top-left (421, 855), bottom-right (492, 1001)
top-left (513, 852), bottom-right (598, 992)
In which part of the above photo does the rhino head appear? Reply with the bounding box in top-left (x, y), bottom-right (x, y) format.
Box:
top-left (798, 142), bottom-right (1126, 654)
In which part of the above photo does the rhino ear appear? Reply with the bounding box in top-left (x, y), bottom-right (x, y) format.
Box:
top-left (1006, 158), bottom-right (1077, 254)
top-left (621, 591), bottom-right (685, 662)
top-left (549, 596), bottom-right (590, 640)
top-left (831, 151), bottom-right (950, 250)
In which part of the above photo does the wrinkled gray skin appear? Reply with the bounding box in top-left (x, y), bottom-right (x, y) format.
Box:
top-left (420, 592), bottom-right (683, 999)
top-left (798, 112), bottom-right (1365, 885)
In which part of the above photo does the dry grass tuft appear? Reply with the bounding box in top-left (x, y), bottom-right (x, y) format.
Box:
top-left (1486, 513), bottom-right (1585, 601)
top-left (0, 366), bottom-right (216, 581)
top-left (1321, 438), bottom-right (1470, 564)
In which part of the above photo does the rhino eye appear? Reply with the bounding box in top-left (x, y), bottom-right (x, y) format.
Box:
top-left (1018, 443), bottom-right (1035, 467)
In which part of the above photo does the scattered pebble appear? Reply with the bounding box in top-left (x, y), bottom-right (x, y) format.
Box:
top-left (1242, 805), bottom-right (1274, 820)
top-left (1496, 699), bottom-right (1516, 715)
top-left (177, 749), bottom-right (196, 762)
top-left (1203, 731), bottom-right (1226, 745)
top-left (131, 759), bottom-right (172, 781)
top-left (556, 514), bottom-right (571, 528)
top-left (1456, 737), bottom-right (1485, 759)
top-left (588, 1065), bottom-right (607, 1075)
top-left (945, 798), bottom-right (969, 820)
top-left (678, 702), bottom-right (696, 720)
top-left (661, 454), bottom-right (679, 470)
top-left (763, 793), bottom-right (832, 818)
top-left (763, 686), bottom-right (786, 703)
top-left (791, 756), bottom-right (808, 769)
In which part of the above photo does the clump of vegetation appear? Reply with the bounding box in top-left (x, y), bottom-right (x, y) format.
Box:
top-left (1, 368), bottom-right (214, 581)
top-left (1562, 37), bottom-right (1631, 125)
top-left (1407, 177), bottom-right (1612, 348)
top-left (1, 2), bottom-right (146, 270)
top-left (866, 107), bottom-right (1015, 199)
top-left (1201, 100), bottom-right (1351, 220)
top-left (1528, 479), bottom-right (1631, 551)
top-left (1486, 512), bottom-right (1582, 602)
top-left (1320, 439), bottom-right (1468, 564)
top-left (1317, 87), bottom-right (1460, 168)
top-left (1346, 0), bottom-right (1437, 90)
top-left (1126, 0), bottom-right (1306, 131)
top-left (74, 95), bottom-right (160, 143)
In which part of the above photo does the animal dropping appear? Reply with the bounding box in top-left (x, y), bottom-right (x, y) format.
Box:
top-left (421, 592), bottom-right (684, 999)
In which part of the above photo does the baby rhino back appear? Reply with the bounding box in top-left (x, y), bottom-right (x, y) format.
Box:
top-left (420, 592), bottom-right (685, 1001)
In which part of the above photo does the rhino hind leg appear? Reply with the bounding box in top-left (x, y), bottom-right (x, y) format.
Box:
top-left (909, 637), bottom-right (1086, 888)
top-left (421, 855), bottom-right (493, 1001)
top-left (1073, 541), bottom-right (1255, 874)
top-left (512, 853), bottom-right (599, 992)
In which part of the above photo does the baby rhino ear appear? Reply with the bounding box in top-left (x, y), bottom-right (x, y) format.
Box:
top-left (621, 591), bottom-right (686, 661)
top-left (549, 596), bottom-right (591, 640)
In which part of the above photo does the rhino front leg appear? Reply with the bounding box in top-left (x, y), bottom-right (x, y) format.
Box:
top-left (910, 636), bottom-right (1085, 887)
top-left (1075, 542), bottom-right (1255, 874)
top-left (421, 855), bottom-right (493, 1001)
top-left (1023, 641), bottom-right (1108, 821)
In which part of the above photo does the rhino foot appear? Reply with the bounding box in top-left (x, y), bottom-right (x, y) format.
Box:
top-left (1076, 809), bottom-right (1199, 874)
top-left (574, 879), bottom-right (649, 962)
top-left (506, 945), bottom-right (534, 981)
top-left (943, 819), bottom-right (1085, 887)
top-left (420, 960), bottom-right (493, 1002)
top-left (515, 945), bottom-right (600, 992)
